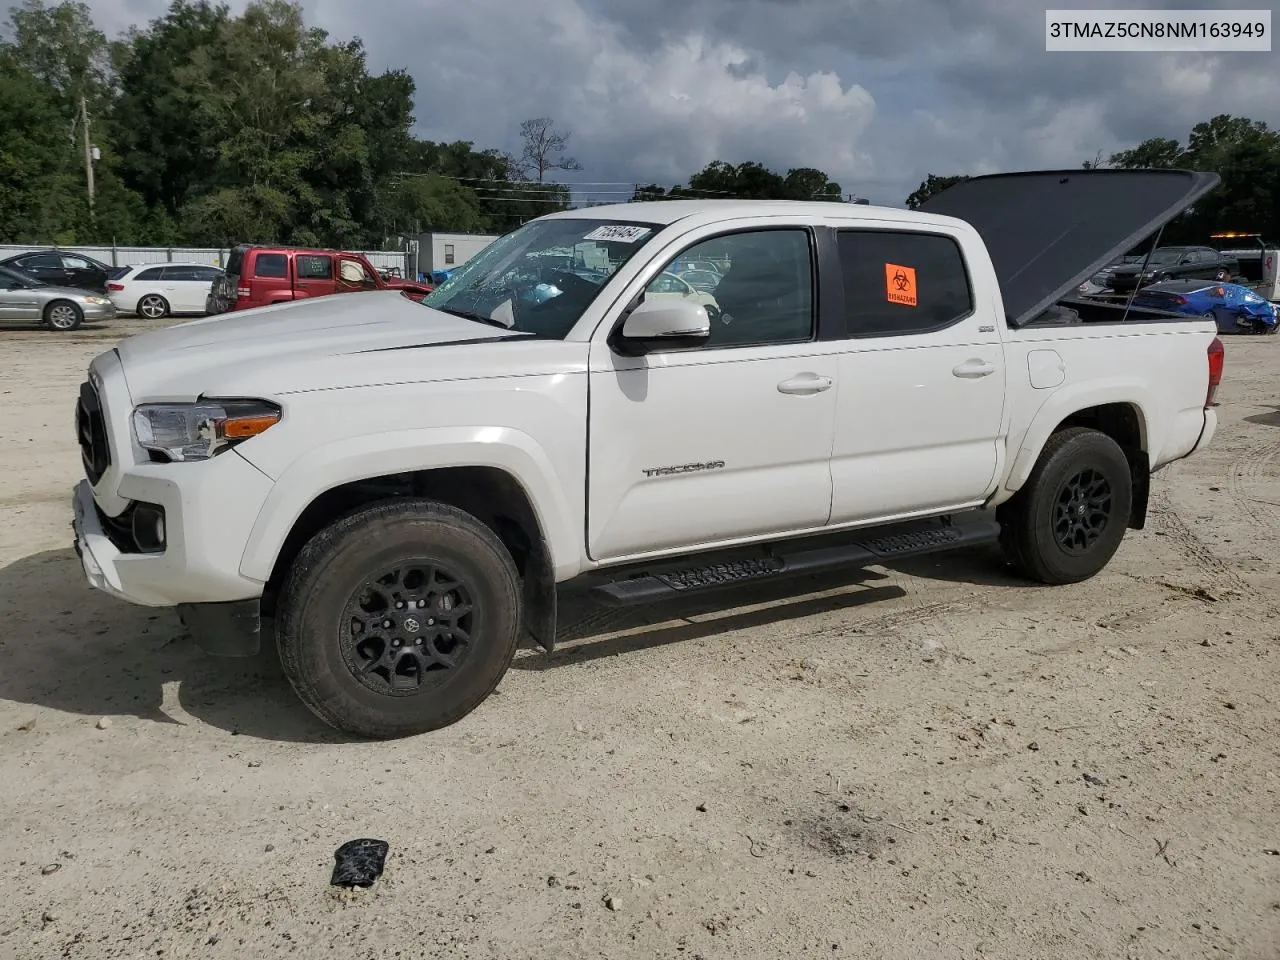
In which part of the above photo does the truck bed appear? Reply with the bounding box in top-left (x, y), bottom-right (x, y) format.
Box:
top-left (1023, 296), bottom-right (1197, 327)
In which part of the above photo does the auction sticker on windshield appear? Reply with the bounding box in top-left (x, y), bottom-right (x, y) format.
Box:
top-left (582, 225), bottom-right (653, 243)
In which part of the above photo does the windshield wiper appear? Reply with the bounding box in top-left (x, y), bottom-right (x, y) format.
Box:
top-left (437, 306), bottom-right (512, 329)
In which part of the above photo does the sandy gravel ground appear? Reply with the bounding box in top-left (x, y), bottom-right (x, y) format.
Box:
top-left (1, 316), bottom-right (1278, 960)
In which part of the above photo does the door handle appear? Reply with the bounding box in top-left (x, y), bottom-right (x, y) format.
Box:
top-left (952, 359), bottom-right (996, 379)
top-left (777, 373), bottom-right (833, 395)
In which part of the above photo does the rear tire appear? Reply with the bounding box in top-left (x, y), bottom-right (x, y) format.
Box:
top-left (998, 427), bottom-right (1133, 585)
top-left (275, 499), bottom-right (522, 739)
top-left (44, 300), bottom-right (83, 331)
top-left (137, 294), bottom-right (169, 319)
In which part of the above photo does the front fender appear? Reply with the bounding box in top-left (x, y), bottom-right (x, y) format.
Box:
top-left (237, 426), bottom-right (580, 583)
top-left (1003, 378), bottom-right (1154, 494)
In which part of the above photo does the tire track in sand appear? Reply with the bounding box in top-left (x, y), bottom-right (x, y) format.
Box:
top-left (1148, 489), bottom-right (1264, 603)
top-left (1225, 437), bottom-right (1280, 536)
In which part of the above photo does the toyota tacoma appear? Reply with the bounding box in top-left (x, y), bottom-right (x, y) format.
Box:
top-left (71, 169), bottom-right (1225, 739)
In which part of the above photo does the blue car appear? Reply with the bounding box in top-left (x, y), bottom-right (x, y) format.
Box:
top-left (1131, 279), bottom-right (1278, 334)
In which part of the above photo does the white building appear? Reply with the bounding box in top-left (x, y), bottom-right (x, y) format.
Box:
top-left (417, 232), bottom-right (498, 276)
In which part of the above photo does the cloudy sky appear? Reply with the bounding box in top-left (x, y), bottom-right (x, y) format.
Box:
top-left (93, 0), bottom-right (1278, 206)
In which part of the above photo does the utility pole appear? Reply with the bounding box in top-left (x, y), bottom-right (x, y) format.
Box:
top-left (79, 94), bottom-right (96, 221)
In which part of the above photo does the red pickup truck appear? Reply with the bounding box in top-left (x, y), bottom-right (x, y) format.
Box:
top-left (205, 245), bottom-right (432, 314)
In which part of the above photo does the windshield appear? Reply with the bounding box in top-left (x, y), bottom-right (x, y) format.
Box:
top-left (1145, 248), bottom-right (1187, 264)
top-left (420, 217), bottom-right (662, 338)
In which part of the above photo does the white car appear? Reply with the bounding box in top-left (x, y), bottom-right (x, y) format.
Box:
top-left (106, 262), bottom-right (225, 319)
top-left (72, 169), bottom-right (1225, 740)
top-left (645, 270), bottom-right (718, 309)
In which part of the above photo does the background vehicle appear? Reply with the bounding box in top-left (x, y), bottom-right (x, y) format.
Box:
top-left (1209, 233), bottom-right (1280, 301)
top-left (1107, 245), bottom-right (1237, 293)
top-left (0, 249), bottom-right (111, 292)
top-left (206, 245), bottom-right (432, 313)
top-left (106, 262), bottom-right (225, 319)
top-left (670, 258), bottom-right (723, 275)
top-left (0, 265), bottom-right (115, 331)
top-left (1130, 279), bottom-right (1277, 334)
top-left (1076, 255), bottom-right (1142, 296)
top-left (645, 270), bottom-right (718, 308)
top-left (72, 169), bottom-right (1225, 740)
top-left (675, 267), bottom-right (722, 293)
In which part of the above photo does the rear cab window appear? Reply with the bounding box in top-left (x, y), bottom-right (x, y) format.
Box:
top-left (835, 229), bottom-right (974, 337)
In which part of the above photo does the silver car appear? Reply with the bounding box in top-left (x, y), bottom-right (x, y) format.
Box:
top-left (0, 265), bottom-right (116, 331)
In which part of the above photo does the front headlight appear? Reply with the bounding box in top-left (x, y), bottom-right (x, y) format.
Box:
top-left (132, 400), bottom-right (281, 462)
top-left (82, 296), bottom-right (108, 304)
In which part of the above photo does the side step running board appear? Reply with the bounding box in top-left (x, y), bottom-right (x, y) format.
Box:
top-left (591, 516), bottom-right (1001, 606)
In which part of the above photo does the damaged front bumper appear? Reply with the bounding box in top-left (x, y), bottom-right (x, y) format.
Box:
top-left (71, 477), bottom-right (267, 658)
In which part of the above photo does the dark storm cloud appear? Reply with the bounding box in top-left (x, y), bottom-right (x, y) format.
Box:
top-left (90, 0), bottom-right (1280, 206)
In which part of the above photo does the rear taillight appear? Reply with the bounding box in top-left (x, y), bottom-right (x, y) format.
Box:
top-left (1206, 336), bottom-right (1224, 407)
top-left (107, 282), bottom-right (124, 292)
top-left (1175, 295), bottom-right (1188, 304)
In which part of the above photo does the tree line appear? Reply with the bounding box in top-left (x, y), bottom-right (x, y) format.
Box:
top-left (905, 114), bottom-right (1280, 244)
top-left (0, 0), bottom-right (583, 248)
top-left (632, 161), bottom-right (844, 202)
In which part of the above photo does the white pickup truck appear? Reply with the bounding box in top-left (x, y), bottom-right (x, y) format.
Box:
top-left (71, 169), bottom-right (1226, 739)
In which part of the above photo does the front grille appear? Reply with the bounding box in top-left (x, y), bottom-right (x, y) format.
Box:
top-left (76, 380), bottom-right (111, 484)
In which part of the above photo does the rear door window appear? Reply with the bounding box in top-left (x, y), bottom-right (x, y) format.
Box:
top-left (254, 253), bottom-right (288, 278)
top-left (835, 229), bottom-right (974, 337)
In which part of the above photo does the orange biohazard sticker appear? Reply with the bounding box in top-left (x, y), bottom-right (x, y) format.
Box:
top-left (885, 263), bottom-right (917, 306)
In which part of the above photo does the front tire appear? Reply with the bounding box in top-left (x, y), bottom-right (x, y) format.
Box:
top-left (998, 427), bottom-right (1133, 585)
top-left (44, 300), bottom-right (83, 331)
top-left (276, 499), bottom-right (522, 739)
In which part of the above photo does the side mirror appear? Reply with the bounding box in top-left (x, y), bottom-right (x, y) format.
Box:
top-left (613, 297), bottom-right (711, 355)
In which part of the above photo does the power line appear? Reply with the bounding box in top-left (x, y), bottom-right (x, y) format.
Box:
top-left (394, 171), bottom-right (743, 197)
top-left (450, 176), bottom-right (642, 186)
top-left (466, 196), bottom-right (617, 204)
top-left (392, 171), bottom-right (865, 206)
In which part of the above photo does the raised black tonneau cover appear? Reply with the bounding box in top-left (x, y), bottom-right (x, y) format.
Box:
top-left (917, 169), bottom-right (1221, 328)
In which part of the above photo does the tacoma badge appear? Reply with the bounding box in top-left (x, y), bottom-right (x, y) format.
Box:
top-left (642, 460), bottom-right (726, 478)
